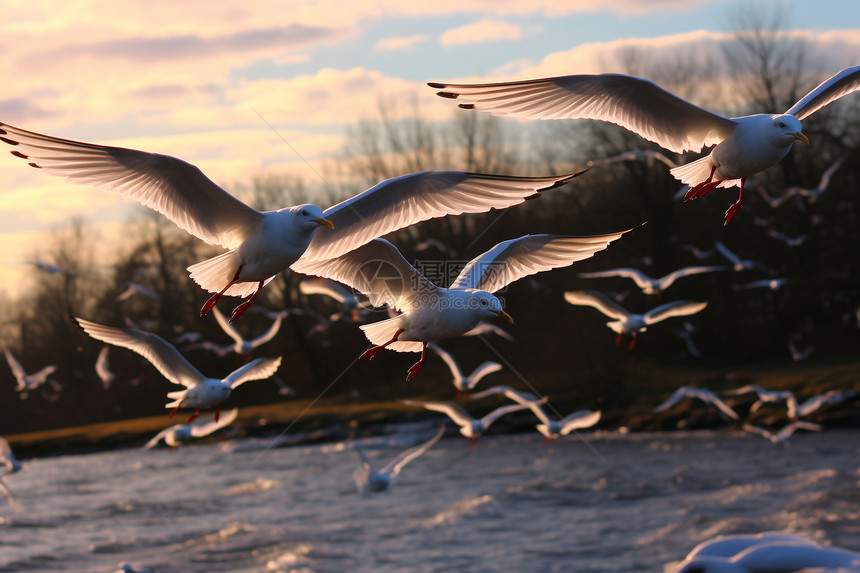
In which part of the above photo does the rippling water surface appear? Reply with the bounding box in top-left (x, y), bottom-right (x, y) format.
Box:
top-left (2, 427), bottom-right (859, 572)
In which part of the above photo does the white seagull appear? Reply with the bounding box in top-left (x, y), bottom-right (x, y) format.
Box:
top-left (786, 156), bottom-right (845, 204)
top-left (95, 346), bottom-right (115, 389)
top-left (577, 265), bottom-right (724, 296)
top-left (714, 241), bottom-right (772, 273)
top-left (403, 400), bottom-right (529, 440)
top-left (115, 281), bottom-right (162, 302)
top-left (563, 290), bottom-right (707, 349)
top-left (653, 386), bottom-right (739, 421)
top-left (0, 437), bottom-right (21, 509)
top-left (430, 66), bottom-right (860, 224)
top-left (727, 384), bottom-right (798, 420)
top-left (766, 228), bottom-right (808, 247)
top-left (743, 420), bottom-right (823, 443)
top-left (796, 389), bottom-right (857, 418)
top-left (75, 317), bottom-right (281, 422)
top-left (295, 230), bottom-right (630, 379)
top-left (426, 342), bottom-right (503, 393)
top-left (0, 121), bottom-right (584, 321)
top-left (3, 347), bottom-right (58, 399)
top-left (353, 426), bottom-right (445, 493)
top-left (144, 408), bottom-right (239, 450)
top-left (212, 306), bottom-right (284, 355)
top-left (462, 321), bottom-right (516, 343)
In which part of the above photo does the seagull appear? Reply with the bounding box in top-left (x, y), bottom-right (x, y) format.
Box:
top-left (672, 533), bottom-right (848, 573)
top-left (75, 317), bottom-right (281, 422)
top-left (681, 244), bottom-right (716, 261)
top-left (426, 342), bottom-right (503, 393)
top-left (756, 185), bottom-right (798, 209)
top-left (766, 228), bottom-right (808, 247)
top-left (299, 277), bottom-right (370, 321)
top-left (653, 386), bottom-right (739, 421)
top-left (144, 408), bottom-right (239, 450)
top-left (727, 384), bottom-right (798, 420)
top-left (796, 389), bottom-right (857, 418)
top-left (577, 265), bottom-right (724, 296)
top-left (0, 122), bottom-right (585, 322)
top-left (211, 305), bottom-right (284, 355)
top-left (430, 66), bottom-right (860, 225)
top-left (788, 339), bottom-right (814, 362)
top-left (563, 290), bottom-right (707, 349)
top-left (0, 437), bottom-right (21, 509)
top-left (95, 346), bottom-right (115, 389)
top-left (295, 230), bottom-right (630, 380)
top-left (743, 420), bottom-right (824, 443)
top-left (714, 241), bottom-right (772, 273)
top-left (402, 400), bottom-right (528, 440)
top-left (115, 281), bottom-right (162, 302)
top-left (787, 157), bottom-right (845, 204)
top-left (3, 347), bottom-right (57, 399)
top-left (470, 385), bottom-right (600, 441)
top-left (26, 261), bottom-right (79, 278)
top-left (353, 426), bottom-right (445, 493)
top-left (735, 278), bottom-right (790, 291)
top-left (414, 237), bottom-right (456, 257)
top-left (462, 321), bottom-right (516, 343)
top-left (677, 323), bottom-right (704, 358)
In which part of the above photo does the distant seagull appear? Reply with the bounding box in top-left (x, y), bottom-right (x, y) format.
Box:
top-left (677, 322), bottom-right (703, 358)
top-left (796, 389), bottom-right (857, 418)
top-left (743, 420), bottom-right (823, 443)
top-left (1, 120), bottom-right (590, 322)
top-left (115, 281), bottom-right (162, 302)
top-left (756, 185), bottom-right (797, 209)
top-left (427, 342), bottom-right (503, 393)
top-left (788, 339), bottom-right (813, 362)
top-left (271, 376), bottom-right (296, 397)
top-left (75, 317), bottom-right (281, 422)
top-left (588, 149), bottom-right (679, 170)
top-left (95, 346), bottom-right (115, 390)
top-left (3, 347), bottom-right (57, 399)
top-left (786, 157), bottom-right (845, 204)
top-left (297, 230), bottom-right (631, 380)
top-left (564, 290), bottom-right (707, 349)
top-left (766, 228), bottom-right (808, 247)
top-left (353, 426), bottom-right (445, 493)
top-left (430, 66), bottom-right (860, 224)
top-left (728, 384), bottom-right (798, 420)
top-left (462, 321), bottom-right (516, 343)
top-left (414, 237), bottom-right (456, 257)
top-left (714, 241), bottom-right (772, 273)
top-left (299, 277), bottom-right (369, 321)
top-left (735, 278), bottom-right (790, 291)
top-left (470, 385), bottom-right (599, 441)
top-left (26, 261), bottom-right (79, 278)
top-left (653, 386), bottom-right (739, 421)
top-left (672, 532), bottom-right (850, 572)
top-left (577, 265), bottom-right (724, 296)
top-left (681, 244), bottom-right (715, 261)
top-left (174, 330), bottom-right (204, 345)
top-left (402, 400), bottom-right (528, 440)
top-left (0, 437), bottom-right (21, 509)
top-left (144, 408), bottom-right (239, 450)
top-left (212, 305), bottom-right (285, 355)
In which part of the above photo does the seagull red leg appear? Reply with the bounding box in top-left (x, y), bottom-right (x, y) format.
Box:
top-left (186, 408), bottom-right (200, 423)
top-left (628, 332), bottom-right (638, 350)
top-left (615, 332), bottom-right (623, 346)
top-left (201, 266), bottom-right (243, 317)
top-left (214, 403), bottom-right (221, 423)
top-left (406, 342), bottom-right (428, 380)
top-left (723, 177), bottom-right (747, 226)
top-left (360, 328), bottom-right (405, 360)
top-left (684, 166), bottom-right (720, 200)
top-left (229, 280), bottom-right (265, 323)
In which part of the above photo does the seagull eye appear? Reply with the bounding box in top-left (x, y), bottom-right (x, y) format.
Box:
top-left (480, 299), bottom-right (488, 307)
top-left (300, 209), bottom-right (307, 216)
top-left (778, 121), bottom-right (786, 128)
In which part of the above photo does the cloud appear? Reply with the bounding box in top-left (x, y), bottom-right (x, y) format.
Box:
top-left (440, 20), bottom-right (523, 47)
top-left (375, 34), bottom-right (429, 52)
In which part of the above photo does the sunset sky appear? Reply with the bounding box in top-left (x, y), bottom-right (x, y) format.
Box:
top-left (0, 0), bottom-right (858, 292)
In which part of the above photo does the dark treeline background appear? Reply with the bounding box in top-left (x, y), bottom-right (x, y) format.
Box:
top-left (2, 8), bottom-right (860, 436)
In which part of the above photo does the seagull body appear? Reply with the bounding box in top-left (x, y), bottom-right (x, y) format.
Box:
top-left (75, 317), bottom-right (281, 422)
top-left (714, 241), bottom-right (771, 273)
top-left (788, 339), bottom-right (814, 361)
top-left (115, 282), bottom-right (162, 302)
top-left (787, 157), bottom-right (844, 203)
top-left (766, 229), bottom-right (808, 247)
top-left (577, 265), bottom-right (724, 296)
top-left (563, 290), bottom-right (707, 349)
top-left (3, 348), bottom-right (57, 398)
top-left (431, 66), bottom-right (860, 224)
top-left (736, 278), bottom-right (790, 291)
top-left (681, 244), bottom-right (716, 261)
top-left (653, 386), bottom-right (739, 421)
top-left (462, 321), bottom-right (516, 342)
top-left (744, 420), bottom-right (823, 443)
top-left (353, 426), bottom-right (445, 493)
top-left (426, 342), bottom-right (503, 393)
top-left (144, 408), bottom-right (238, 449)
top-left (0, 121), bottom-right (585, 321)
top-left (728, 384), bottom-right (798, 420)
top-left (403, 400), bottom-right (528, 439)
top-left (214, 306), bottom-right (284, 355)
top-left (796, 389), bottom-right (857, 417)
top-left (296, 230), bottom-right (630, 379)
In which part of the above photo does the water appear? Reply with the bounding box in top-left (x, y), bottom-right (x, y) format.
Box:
top-left (2, 428), bottom-right (859, 572)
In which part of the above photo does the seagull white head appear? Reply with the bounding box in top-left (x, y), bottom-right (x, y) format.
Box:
top-left (292, 204), bottom-right (334, 233)
top-left (771, 114), bottom-right (809, 146)
top-left (469, 291), bottom-right (514, 324)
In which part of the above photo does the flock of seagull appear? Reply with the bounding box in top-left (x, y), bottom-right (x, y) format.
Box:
top-left (2, 63), bottom-right (860, 571)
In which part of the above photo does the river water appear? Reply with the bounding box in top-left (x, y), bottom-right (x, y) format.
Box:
top-left (2, 426), bottom-right (859, 572)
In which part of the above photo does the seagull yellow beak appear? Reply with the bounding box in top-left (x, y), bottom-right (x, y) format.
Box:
top-left (495, 310), bottom-right (514, 324)
top-left (313, 218), bottom-right (335, 229)
top-left (793, 132), bottom-right (810, 145)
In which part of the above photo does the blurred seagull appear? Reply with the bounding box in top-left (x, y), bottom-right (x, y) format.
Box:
top-left (796, 389), bottom-right (857, 418)
top-left (430, 66), bottom-right (860, 224)
top-left (0, 121), bottom-right (586, 321)
top-left (714, 241), bottom-right (772, 273)
top-left (653, 386), bottom-right (739, 421)
top-left (577, 265), bottom-right (724, 296)
top-left (677, 322), bottom-right (704, 358)
top-left (427, 342), bottom-right (503, 393)
top-left (115, 281), bottom-right (161, 302)
top-left (3, 347), bottom-right (57, 399)
top-left (296, 230), bottom-right (631, 380)
top-left (788, 338), bottom-right (814, 362)
top-left (26, 261), bottom-right (79, 278)
top-left (728, 384), bottom-right (798, 420)
top-left (403, 400), bottom-right (529, 440)
top-left (75, 317), bottom-right (281, 422)
top-left (743, 420), bottom-right (824, 443)
top-left (213, 306), bottom-right (284, 355)
top-left (564, 290), bottom-right (707, 349)
top-left (735, 278), bottom-right (790, 291)
top-left (95, 346), bottom-right (115, 390)
top-left (681, 244), bottom-right (716, 261)
top-left (462, 321), bottom-right (516, 343)
top-left (299, 277), bottom-right (369, 321)
top-left (787, 157), bottom-right (844, 204)
top-left (0, 437), bottom-right (21, 509)
top-left (352, 426), bottom-right (445, 493)
top-left (766, 228), bottom-right (808, 247)
top-left (144, 408), bottom-right (238, 450)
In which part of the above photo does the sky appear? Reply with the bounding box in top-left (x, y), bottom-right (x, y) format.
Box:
top-left (0, 0), bottom-right (859, 292)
